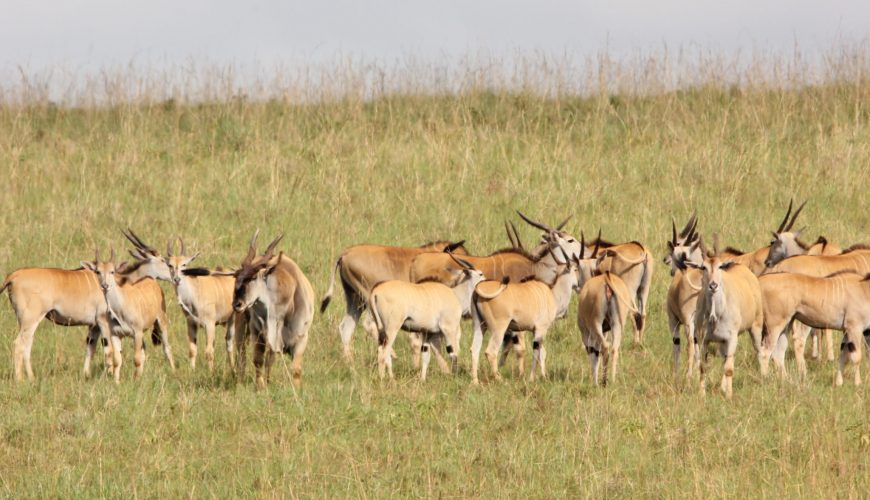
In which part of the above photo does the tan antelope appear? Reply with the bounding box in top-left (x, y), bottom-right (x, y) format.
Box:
top-left (686, 242), bottom-right (764, 399)
top-left (369, 254), bottom-right (485, 381)
top-left (577, 271), bottom-right (637, 386)
top-left (803, 236), bottom-right (845, 362)
top-left (664, 215), bottom-right (705, 379)
top-left (596, 239), bottom-right (654, 344)
top-left (469, 250), bottom-right (582, 384)
top-left (763, 245), bottom-right (870, 363)
top-left (529, 212), bottom-right (654, 345)
top-left (498, 241), bottom-right (600, 367)
top-left (122, 230), bottom-right (240, 371)
top-left (409, 243), bottom-right (562, 286)
top-left (321, 240), bottom-right (467, 361)
top-left (83, 248), bottom-right (176, 383)
top-left (2, 264), bottom-right (113, 381)
top-left (758, 200), bottom-right (845, 363)
top-left (758, 271), bottom-right (866, 386)
top-left (228, 233), bottom-right (315, 388)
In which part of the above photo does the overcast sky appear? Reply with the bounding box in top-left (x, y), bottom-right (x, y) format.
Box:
top-left (2, 1), bottom-right (868, 90)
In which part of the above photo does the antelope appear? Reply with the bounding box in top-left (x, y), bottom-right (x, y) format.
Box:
top-left (2, 264), bottom-right (113, 381)
top-left (123, 230), bottom-right (239, 371)
top-left (665, 215), bottom-right (705, 379)
top-left (369, 254), bottom-right (485, 381)
top-left (763, 245), bottom-right (870, 364)
top-left (469, 250), bottom-right (582, 384)
top-left (83, 248), bottom-right (176, 383)
top-left (758, 271), bottom-right (866, 386)
top-left (522, 209), bottom-right (655, 345)
top-left (686, 242), bottom-right (764, 399)
top-left (228, 233), bottom-right (315, 388)
top-left (767, 232), bottom-right (844, 363)
top-left (321, 240), bottom-right (467, 361)
top-left (409, 243), bottom-right (562, 286)
top-left (577, 271), bottom-right (637, 385)
top-left (596, 240), bottom-right (654, 344)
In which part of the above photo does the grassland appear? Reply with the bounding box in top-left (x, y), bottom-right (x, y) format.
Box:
top-left (0, 53), bottom-right (869, 498)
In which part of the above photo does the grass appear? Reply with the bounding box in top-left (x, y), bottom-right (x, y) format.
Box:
top-left (0, 52), bottom-right (869, 497)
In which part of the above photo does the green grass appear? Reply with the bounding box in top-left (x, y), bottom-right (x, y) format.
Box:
top-left (0, 57), bottom-right (869, 497)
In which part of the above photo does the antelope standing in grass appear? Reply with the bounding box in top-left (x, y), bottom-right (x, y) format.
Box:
top-left (664, 214), bottom-right (704, 379)
top-left (321, 240), bottom-right (467, 361)
top-left (763, 244), bottom-right (870, 364)
top-left (758, 271), bottom-right (866, 386)
top-left (229, 233), bottom-right (315, 388)
top-left (2, 264), bottom-right (113, 381)
top-left (521, 209), bottom-right (656, 345)
top-left (83, 248), bottom-right (176, 383)
top-left (123, 230), bottom-right (240, 371)
top-left (577, 271), bottom-right (637, 386)
top-left (469, 250), bottom-right (582, 384)
top-left (369, 254), bottom-right (485, 381)
top-left (686, 242), bottom-right (764, 399)
top-left (596, 240), bottom-right (654, 344)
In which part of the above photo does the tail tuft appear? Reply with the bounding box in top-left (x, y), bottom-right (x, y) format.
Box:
top-left (320, 257), bottom-right (341, 314)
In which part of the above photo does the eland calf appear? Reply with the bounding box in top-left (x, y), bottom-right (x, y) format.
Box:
top-left (321, 240), bottom-right (467, 361)
top-left (83, 248), bottom-right (175, 383)
top-left (123, 230), bottom-right (239, 371)
top-left (469, 251), bottom-right (582, 384)
top-left (665, 216), bottom-right (705, 379)
top-left (370, 255), bottom-right (484, 381)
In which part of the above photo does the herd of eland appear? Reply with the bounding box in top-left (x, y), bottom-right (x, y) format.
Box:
top-left (2, 204), bottom-right (868, 397)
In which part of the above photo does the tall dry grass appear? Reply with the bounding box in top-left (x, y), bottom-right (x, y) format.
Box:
top-left (0, 47), bottom-right (868, 497)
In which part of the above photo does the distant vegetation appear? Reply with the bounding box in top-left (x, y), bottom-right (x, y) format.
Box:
top-left (0, 48), bottom-right (868, 496)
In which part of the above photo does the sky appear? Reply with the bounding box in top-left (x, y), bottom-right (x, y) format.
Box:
top-left (1, 1), bottom-right (868, 95)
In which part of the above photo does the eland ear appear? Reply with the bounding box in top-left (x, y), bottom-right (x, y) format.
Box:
top-left (184, 252), bottom-right (200, 266)
top-left (81, 261), bottom-right (96, 271)
top-left (116, 261), bottom-right (130, 274)
top-left (264, 252), bottom-right (284, 276)
top-left (793, 226), bottom-right (805, 238)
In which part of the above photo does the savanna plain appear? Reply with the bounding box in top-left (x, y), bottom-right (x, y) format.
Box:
top-left (0, 53), bottom-right (868, 498)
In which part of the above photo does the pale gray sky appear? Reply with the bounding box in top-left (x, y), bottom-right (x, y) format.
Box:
top-left (2, 1), bottom-right (868, 93)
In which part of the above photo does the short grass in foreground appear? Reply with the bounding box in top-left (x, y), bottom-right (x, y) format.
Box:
top-left (0, 74), bottom-right (868, 497)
